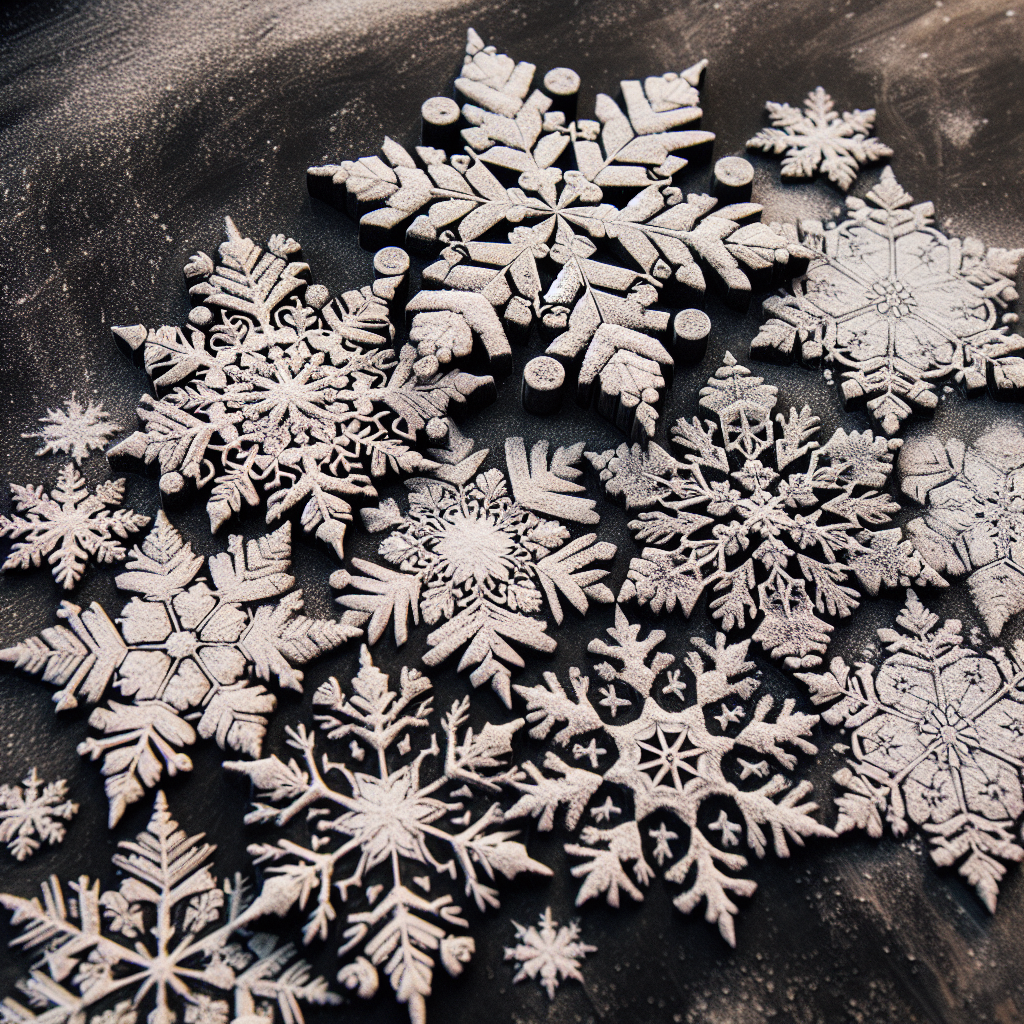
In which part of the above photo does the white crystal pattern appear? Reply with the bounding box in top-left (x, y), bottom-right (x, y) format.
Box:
top-left (0, 768), bottom-right (78, 861)
top-left (22, 395), bottom-right (121, 464)
top-left (504, 907), bottom-right (596, 1000)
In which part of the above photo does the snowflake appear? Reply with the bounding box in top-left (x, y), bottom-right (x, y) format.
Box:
top-left (309, 28), bottom-right (812, 438)
top-left (0, 511), bottom-right (364, 827)
top-left (0, 463), bottom-right (150, 589)
top-left (108, 218), bottom-right (503, 560)
top-left (335, 426), bottom-right (616, 705)
top-left (797, 590), bottom-right (1024, 912)
top-left (750, 168), bottom-right (1024, 434)
top-left (900, 422), bottom-right (1024, 637)
top-left (0, 767), bottom-right (78, 861)
top-left (745, 86), bottom-right (893, 190)
top-left (588, 353), bottom-right (943, 670)
top-left (504, 907), bottom-right (596, 1000)
top-left (22, 394), bottom-right (121, 464)
top-left (0, 790), bottom-right (339, 1024)
top-left (506, 606), bottom-right (831, 946)
top-left (225, 645), bottom-right (551, 1024)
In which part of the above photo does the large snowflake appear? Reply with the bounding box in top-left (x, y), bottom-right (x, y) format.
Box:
top-left (225, 645), bottom-right (551, 1024)
top-left (798, 590), bottom-right (1024, 912)
top-left (309, 28), bottom-right (812, 438)
top-left (750, 168), bottom-right (1024, 435)
top-left (0, 790), bottom-right (338, 1024)
top-left (506, 606), bottom-right (831, 945)
top-left (335, 427), bottom-right (615, 705)
top-left (22, 394), bottom-right (121, 464)
top-left (588, 353), bottom-right (942, 670)
top-left (504, 907), bottom-right (596, 1000)
top-left (0, 768), bottom-right (78, 861)
top-left (0, 512), bottom-right (364, 826)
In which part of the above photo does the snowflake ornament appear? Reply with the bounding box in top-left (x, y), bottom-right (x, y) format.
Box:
top-left (504, 907), bottom-right (596, 1000)
top-left (0, 511), bottom-right (364, 827)
top-left (0, 767), bottom-right (78, 861)
top-left (226, 645), bottom-right (551, 1024)
top-left (0, 463), bottom-right (150, 589)
top-left (751, 168), bottom-right (1024, 434)
top-left (22, 394), bottom-right (121, 464)
top-left (0, 790), bottom-right (339, 1024)
top-left (798, 590), bottom-right (1024, 912)
top-left (588, 353), bottom-right (944, 670)
top-left (335, 426), bottom-right (616, 705)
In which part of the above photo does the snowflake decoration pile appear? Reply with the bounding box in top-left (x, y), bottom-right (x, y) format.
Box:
top-left (504, 907), bottom-right (595, 1000)
top-left (226, 645), bottom-right (551, 1024)
top-left (22, 394), bottom-right (121, 464)
top-left (335, 427), bottom-right (616, 704)
top-left (0, 790), bottom-right (338, 1024)
top-left (0, 768), bottom-right (78, 861)
top-left (0, 511), bottom-right (364, 826)
top-left (589, 353), bottom-right (943, 670)
top-left (751, 168), bottom-right (1024, 434)
top-left (798, 590), bottom-right (1024, 912)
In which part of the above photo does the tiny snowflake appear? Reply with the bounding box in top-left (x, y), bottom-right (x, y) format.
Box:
top-left (0, 463), bottom-right (150, 589)
top-left (504, 907), bottom-right (596, 1000)
top-left (0, 767), bottom-right (78, 861)
top-left (22, 394), bottom-right (121, 464)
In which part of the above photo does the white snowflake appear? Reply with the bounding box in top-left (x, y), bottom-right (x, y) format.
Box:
top-left (504, 907), bottom-right (596, 1000)
top-left (0, 768), bottom-right (78, 861)
top-left (0, 463), bottom-right (150, 589)
top-left (0, 790), bottom-right (339, 1024)
top-left (22, 394), bottom-right (121, 464)
top-left (0, 511), bottom-right (364, 827)
top-left (226, 645), bottom-right (551, 1024)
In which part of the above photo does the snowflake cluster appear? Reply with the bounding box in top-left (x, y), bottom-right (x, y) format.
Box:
top-left (0, 768), bottom-right (78, 861)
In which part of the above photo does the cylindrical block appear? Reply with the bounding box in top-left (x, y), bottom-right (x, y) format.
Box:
top-left (522, 356), bottom-right (566, 415)
top-left (542, 67), bottom-right (580, 120)
top-left (672, 308), bottom-right (712, 365)
top-left (372, 246), bottom-right (410, 305)
top-left (711, 156), bottom-right (755, 205)
top-left (421, 96), bottom-right (461, 149)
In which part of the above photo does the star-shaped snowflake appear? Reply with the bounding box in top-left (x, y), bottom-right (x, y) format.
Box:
top-left (504, 907), bottom-right (596, 1000)
top-left (0, 768), bottom-right (78, 861)
top-left (22, 394), bottom-right (121, 464)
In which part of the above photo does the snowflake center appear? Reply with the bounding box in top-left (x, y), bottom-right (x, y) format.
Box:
top-left (868, 278), bottom-right (917, 318)
top-left (164, 630), bottom-right (201, 660)
top-left (435, 513), bottom-right (514, 583)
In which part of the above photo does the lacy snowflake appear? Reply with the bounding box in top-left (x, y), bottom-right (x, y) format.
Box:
top-left (507, 606), bottom-right (831, 946)
top-left (798, 590), bottom-right (1024, 912)
top-left (751, 168), bottom-right (1024, 434)
top-left (504, 907), bottom-right (595, 1000)
top-left (588, 353), bottom-right (943, 670)
top-left (22, 394), bottom-right (121, 464)
top-left (226, 645), bottom-right (551, 1024)
top-left (0, 463), bottom-right (150, 589)
top-left (335, 427), bottom-right (615, 705)
top-left (0, 768), bottom-right (78, 861)
top-left (0, 790), bottom-right (338, 1024)
top-left (0, 511), bottom-right (364, 827)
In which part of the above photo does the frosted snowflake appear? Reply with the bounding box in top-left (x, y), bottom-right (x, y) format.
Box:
top-left (335, 427), bottom-right (616, 705)
top-left (746, 86), bottom-right (893, 190)
top-left (504, 907), bottom-right (596, 1000)
top-left (22, 394), bottom-right (121, 464)
top-left (108, 218), bottom-right (502, 560)
top-left (0, 511), bottom-right (364, 827)
top-left (507, 605), bottom-right (831, 946)
top-left (798, 590), bottom-right (1024, 912)
top-left (751, 168), bottom-right (1024, 434)
top-left (588, 353), bottom-right (943, 670)
top-left (309, 28), bottom-right (812, 438)
top-left (0, 790), bottom-right (339, 1024)
top-left (0, 463), bottom-right (150, 589)
top-left (0, 768), bottom-right (78, 861)
top-left (226, 645), bottom-right (551, 1024)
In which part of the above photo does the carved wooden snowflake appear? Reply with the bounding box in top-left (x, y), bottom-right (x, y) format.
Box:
top-left (0, 790), bottom-right (339, 1024)
top-left (0, 511), bottom-right (364, 827)
top-left (798, 590), bottom-right (1024, 912)
top-left (335, 427), bottom-right (616, 705)
top-left (504, 907), bottom-right (596, 1000)
top-left (226, 645), bottom-right (551, 1024)
top-left (0, 463), bottom-right (150, 589)
top-left (22, 394), bottom-right (121, 464)
top-left (0, 768), bottom-right (78, 861)
top-left (751, 168), bottom-right (1024, 434)
top-left (589, 353), bottom-right (943, 670)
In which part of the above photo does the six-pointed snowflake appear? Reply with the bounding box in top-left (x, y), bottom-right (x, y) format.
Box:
top-left (504, 906), bottom-right (596, 1000)
top-left (589, 353), bottom-right (943, 670)
top-left (0, 767), bottom-right (78, 861)
top-left (798, 590), bottom-right (1024, 912)
top-left (22, 394), bottom-right (121, 464)
top-left (226, 645), bottom-right (551, 1024)
top-left (751, 168), bottom-right (1024, 434)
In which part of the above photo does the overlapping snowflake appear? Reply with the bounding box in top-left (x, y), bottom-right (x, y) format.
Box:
top-left (0, 767), bottom-right (78, 861)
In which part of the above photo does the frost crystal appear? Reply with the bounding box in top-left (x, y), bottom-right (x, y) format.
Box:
top-left (504, 907), bottom-right (596, 1000)
top-left (588, 353), bottom-right (943, 670)
top-left (0, 511), bottom-right (363, 827)
top-left (0, 768), bottom-right (78, 861)
top-left (746, 87), bottom-right (892, 191)
top-left (0, 790), bottom-right (338, 1024)
top-left (226, 645), bottom-right (551, 1024)
top-left (0, 463), bottom-right (150, 589)
top-left (22, 394), bottom-right (121, 464)
top-left (507, 606), bottom-right (832, 946)
top-left (751, 168), bottom-right (1024, 434)
top-left (798, 590), bottom-right (1024, 912)
top-left (335, 427), bottom-right (616, 705)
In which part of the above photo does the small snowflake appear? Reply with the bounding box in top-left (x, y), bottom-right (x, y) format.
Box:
top-left (0, 768), bottom-right (78, 861)
top-left (22, 394), bottom-right (121, 464)
top-left (504, 907), bottom-right (596, 1000)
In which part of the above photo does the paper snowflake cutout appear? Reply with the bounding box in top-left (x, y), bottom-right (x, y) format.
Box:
top-left (22, 394), bottom-right (121, 464)
top-left (226, 645), bottom-right (551, 1024)
top-left (588, 353), bottom-right (943, 670)
top-left (0, 790), bottom-right (339, 1024)
top-left (335, 427), bottom-right (616, 705)
top-left (507, 606), bottom-right (831, 946)
top-left (0, 768), bottom-right (78, 861)
top-left (901, 423), bottom-right (1024, 637)
top-left (0, 511), bottom-right (364, 827)
top-left (504, 907), bottom-right (596, 1000)
top-left (751, 168), bottom-right (1024, 434)
top-left (798, 590), bottom-right (1024, 912)
top-left (309, 28), bottom-right (812, 438)
top-left (108, 218), bottom-right (502, 561)
top-left (0, 463), bottom-right (150, 589)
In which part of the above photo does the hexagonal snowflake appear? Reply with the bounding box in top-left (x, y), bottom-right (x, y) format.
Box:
top-left (22, 393), bottom-right (121, 464)
top-left (0, 768), bottom-right (78, 861)
top-left (504, 907), bottom-right (596, 1000)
